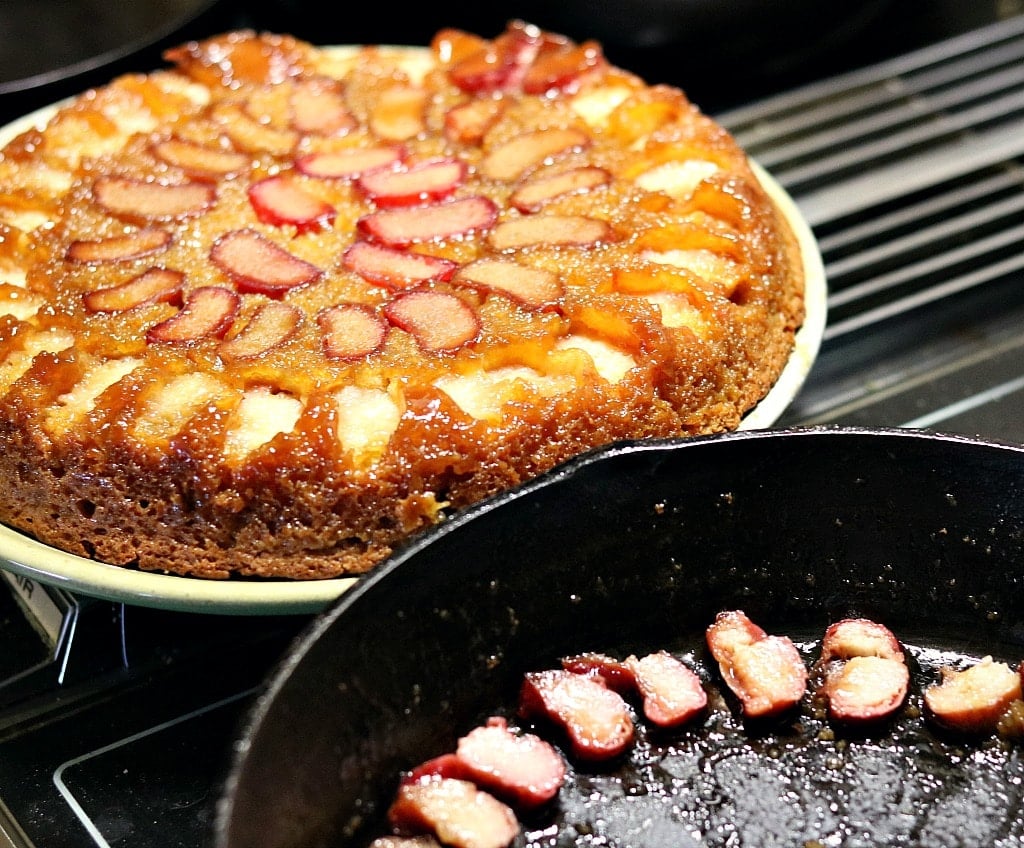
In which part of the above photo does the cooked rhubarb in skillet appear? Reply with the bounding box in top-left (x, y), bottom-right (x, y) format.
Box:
top-left (0, 21), bottom-right (804, 579)
top-left (369, 612), bottom-right (1024, 848)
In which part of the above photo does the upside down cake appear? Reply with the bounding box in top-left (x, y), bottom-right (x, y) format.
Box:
top-left (0, 22), bottom-right (805, 579)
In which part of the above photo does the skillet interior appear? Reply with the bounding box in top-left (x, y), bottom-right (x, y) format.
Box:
top-left (216, 427), bottom-right (1024, 848)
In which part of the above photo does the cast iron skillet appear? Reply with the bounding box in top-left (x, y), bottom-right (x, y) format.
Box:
top-left (215, 426), bottom-right (1024, 848)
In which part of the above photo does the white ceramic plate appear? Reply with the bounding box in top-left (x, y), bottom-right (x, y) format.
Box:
top-left (740, 160), bottom-right (827, 430)
top-left (0, 50), bottom-right (826, 615)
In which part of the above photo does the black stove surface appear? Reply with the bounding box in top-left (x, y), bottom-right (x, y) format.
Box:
top-left (2, 2), bottom-right (1024, 846)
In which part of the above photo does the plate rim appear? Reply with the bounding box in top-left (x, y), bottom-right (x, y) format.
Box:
top-left (0, 47), bottom-right (826, 615)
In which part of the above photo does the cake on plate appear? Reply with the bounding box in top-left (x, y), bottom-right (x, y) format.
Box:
top-left (0, 22), bottom-right (806, 579)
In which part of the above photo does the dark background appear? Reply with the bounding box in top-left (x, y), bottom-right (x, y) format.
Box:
top-left (1, 0), bottom-right (1019, 124)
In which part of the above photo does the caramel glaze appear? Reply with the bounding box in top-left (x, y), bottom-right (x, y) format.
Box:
top-left (0, 24), bottom-right (804, 578)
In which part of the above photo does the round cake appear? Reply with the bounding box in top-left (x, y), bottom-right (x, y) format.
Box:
top-left (0, 22), bottom-right (805, 580)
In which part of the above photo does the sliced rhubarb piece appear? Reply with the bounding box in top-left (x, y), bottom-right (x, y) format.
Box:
top-left (480, 127), bottom-right (589, 181)
top-left (295, 146), bottom-right (403, 180)
top-left (488, 215), bottom-right (609, 250)
top-left (706, 610), bottom-right (807, 719)
top-left (404, 754), bottom-right (469, 785)
top-left (83, 267), bottom-right (184, 313)
top-left (822, 656), bottom-right (910, 724)
top-left (67, 228), bottom-right (172, 264)
top-left (624, 651), bottom-right (708, 729)
top-left (446, 42), bottom-right (520, 94)
top-left (164, 30), bottom-right (308, 88)
top-left (445, 20), bottom-right (542, 94)
top-left (151, 138), bottom-right (249, 179)
top-left (219, 301), bottom-right (301, 361)
top-left (147, 286), bottom-right (239, 344)
top-left (454, 259), bottom-right (562, 310)
top-left (358, 196), bottom-right (498, 247)
top-left (343, 242), bottom-right (458, 290)
top-left (388, 777), bottom-right (518, 848)
top-left (370, 85), bottom-right (427, 141)
top-left (819, 618), bottom-right (905, 664)
top-left (561, 652), bottom-right (635, 692)
top-left (562, 651), bottom-right (706, 728)
top-left (93, 177), bottom-right (214, 221)
top-left (510, 166), bottom-right (610, 213)
top-left (211, 101), bottom-right (299, 156)
top-left (289, 77), bottom-right (355, 136)
top-left (317, 303), bottom-right (388, 360)
top-left (384, 291), bottom-right (480, 353)
top-left (248, 175), bottom-right (336, 234)
top-left (210, 229), bottom-right (322, 296)
top-left (519, 668), bottom-right (634, 761)
top-left (925, 656), bottom-right (1023, 734)
top-left (454, 716), bottom-right (566, 809)
top-left (432, 28), bottom-right (491, 66)
top-left (522, 39), bottom-right (605, 95)
top-left (357, 158), bottom-right (466, 208)
top-left (816, 618), bottom-right (909, 724)
top-left (443, 99), bottom-right (505, 145)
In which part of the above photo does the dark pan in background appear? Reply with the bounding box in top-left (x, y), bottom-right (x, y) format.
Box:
top-left (214, 427), bottom-right (1024, 848)
top-left (0, 0), bottom-right (229, 124)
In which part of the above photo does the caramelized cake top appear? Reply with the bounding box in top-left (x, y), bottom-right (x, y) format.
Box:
top-left (0, 22), bottom-right (804, 579)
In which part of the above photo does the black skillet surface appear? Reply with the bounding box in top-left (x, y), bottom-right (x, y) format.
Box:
top-left (0, 0), bottom-right (229, 125)
top-left (216, 427), bottom-right (1024, 848)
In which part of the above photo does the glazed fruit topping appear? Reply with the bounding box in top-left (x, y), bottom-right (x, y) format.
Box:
top-left (388, 777), bottom-right (518, 848)
top-left (625, 651), bottom-right (708, 728)
top-left (370, 85), bottom-right (428, 141)
top-left (443, 99), bottom-right (505, 145)
top-left (706, 610), bottom-right (808, 719)
top-left (147, 286), bottom-right (239, 344)
top-left (816, 618), bottom-right (909, 724)
top-left (384, 291), bottom-right (480, 352)
top-left (822, 656), bottom-right (910, 725)
top-left (562, 651), bottom-right (707, 729)
top-left (210, 229), bottom-right (322, 296)
top-left (453, 717), bottom-right (566, 809)
top-left (410, 718), bottom-right (565, 811)
top-left (454, 259), bottom-right (562, 309)
top-left (357, 158), bottom-right (466, 208)
top-left (442, 24), bottom-right (534, 94)
top-left (247, 175), bottom-right (336, 233)
top-left (93, 177), bottom-right (215, 221)
top-left (925, 656), bottom-right (1023, 734)
top-left (219, 301), bottom-right (301, 361)
top-left (819, 618), bottom-right (905, 663)
top-left (163, 30), bottom-right (308, 88)
top-left (488, 214), bottom-right (609, 250)
top-left (519, 668), bottom-right (634, 761)
top-left (151, 138), bottom-right (250, 179)
top-left (289, 77), bottom-right (355, 136)
top-left (343, 242), bottom-right (458, 290)
top-left (66, 228), bottom-right (172, 264)
top-left (212, 101), bottom-right (299, 155)
top-left (510, 166), bottom-right (610, 213)
top-left (317, 303), bottom-right (388, 360)
top-left (521, 38), bottom-right (604, 95)
top-left (358, 196), bottom-right (498, 247)
top-left (295, 146), bottom-right (403, 180)
top-left (83, 267), bottom-right (184, 314)
top-left (443, 20), bottom-right (602, 96)
top-left (480, 127), bottom-right (589, 181)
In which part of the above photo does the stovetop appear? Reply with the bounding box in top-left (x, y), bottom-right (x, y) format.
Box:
top-left (3, 3), bottom-right (1024, 846)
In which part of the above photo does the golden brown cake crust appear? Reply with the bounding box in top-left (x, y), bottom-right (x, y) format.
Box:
top-left (0, 22), bottom-right (804, 579)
